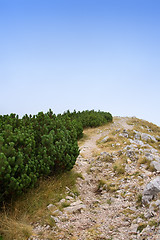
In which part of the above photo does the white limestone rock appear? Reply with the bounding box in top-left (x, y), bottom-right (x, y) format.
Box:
top-left (100, 136), bottom-right (109, 143)
top-left (141, 133), bottom-right (157, 142)
top-left (150, 161), bottom-right (160, 171)
top-left (64, 200), bottom-right (86, 214)
top-left (142, 177), bottom-right (160, 204)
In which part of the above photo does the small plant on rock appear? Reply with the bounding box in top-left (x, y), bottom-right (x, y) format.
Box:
top-left (137, 223), bottom-right (147, 232)
top-left (136, 193), bottom-right (142, 207)
top-left (113, 160), bottom-right (125, 175)
top-left (148, 219), bottom-right (160, 227)
top-left (97, 179), bottom-right (107, 192)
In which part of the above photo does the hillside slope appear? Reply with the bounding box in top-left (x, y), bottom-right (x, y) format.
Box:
top-left (29, 117), bottom-right (160, 240)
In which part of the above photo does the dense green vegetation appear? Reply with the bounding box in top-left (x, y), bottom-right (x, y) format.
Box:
top-left (0, 109), bottom-right (112, 204)
top-left (62, 110), bottom-right (112, 139)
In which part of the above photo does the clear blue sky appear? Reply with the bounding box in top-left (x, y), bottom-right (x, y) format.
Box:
top-left (0, 0), bottom-right (160, 126)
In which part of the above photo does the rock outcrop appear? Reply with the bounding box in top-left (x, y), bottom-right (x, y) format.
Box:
top-left (29, 117), bottom-right (160, 240)
top-left (142, 176), bottom-right (160, 204)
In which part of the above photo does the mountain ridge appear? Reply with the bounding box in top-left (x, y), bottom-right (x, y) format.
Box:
top-left (28, 116), bottom-right (160, 240)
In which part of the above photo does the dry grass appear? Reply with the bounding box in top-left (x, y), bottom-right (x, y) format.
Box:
top-left (126, 117), bottom-right (160, 155)
top-left (121, 208), bottom-right (135, 216)
top-left (137, 156), bottom-right (148, 165)
top-left (98, 153), bottom-right (113, 162)
top-left (148, 219), bottom-right (160, 227)
top-left (83, 122), bottom-right (113, 136)
top-left (0, 170), bottom-right (80, 240)
top-left (149, 142), bottom-right (160, 152)
top-left (137, 223), bottom-right (147, 232)
top-left (91, 149), bottom-right (101, 158)
top-left (78, 124), bottom-right (107, 147)
top-left (137, 156), bottom-right (155, 172)
top-left (113, 159), bottom-right (125, 175)
top-left (0, 213), bottom-right (32, 240)
top-left (127, 117), bottom-right (160, 135)
top-left (96, 132), bottom-right (131, 153)
top-left (97, 179), bottom-right (119, 193)
top-left (78, 133), bottom-right (90, 146)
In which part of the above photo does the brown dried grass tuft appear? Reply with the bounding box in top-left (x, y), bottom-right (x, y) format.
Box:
top-left (0, 170), bottom-right (80, 240)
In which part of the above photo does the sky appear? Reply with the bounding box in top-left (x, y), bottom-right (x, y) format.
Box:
top-left (0, 0), bottom-right (160, 126)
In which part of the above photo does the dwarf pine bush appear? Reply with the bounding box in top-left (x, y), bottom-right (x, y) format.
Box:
top-left (0, 109), bottom-right (112, 204)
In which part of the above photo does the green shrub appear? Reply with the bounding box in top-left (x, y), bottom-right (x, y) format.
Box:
top-left (62, 109), bottom-right (112, 138)
top-left (0, 109), bottom-right (112, 204)
top-left (0, 110), bottom-right (79, 204)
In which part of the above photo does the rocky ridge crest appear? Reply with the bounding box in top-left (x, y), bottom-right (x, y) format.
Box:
top-left (29, 117), bottom-right (160, 240)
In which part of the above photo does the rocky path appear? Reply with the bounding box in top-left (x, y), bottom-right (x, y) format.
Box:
top-left (29, 117), bottom-right (160, 240)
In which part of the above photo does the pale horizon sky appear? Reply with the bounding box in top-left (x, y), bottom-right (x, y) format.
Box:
top-left (0, 0), bottom-right (160, 126)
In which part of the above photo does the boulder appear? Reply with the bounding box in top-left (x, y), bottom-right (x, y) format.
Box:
top-left (47, 204), bottom-right (55, 211)
top-left (141, 133), bottom-right (157, 142)
top-left (145, 153), bottom-right (160, 163)
top-left (155, 156), bottom-right (160, 162)
top-left (59, 199), bottom-right (66, 204)
top-left (156, 135), bottom-right (160, 141)
top-left (134, 130), bottom-right (141, 140)
top-left (129, 139), bottom-right (144, 146)
top-left (51, 216), bottom-right (60, 223)
top-left (150, 161), bottom-right (160, 171)
top-left (64, 200), bottom-right (86, 214)
top-left (66, 196), bottom-right (74, 201)
top-left (130, 223), bottom-right (138, 234)
top-left (142, 177), bottom-right (160, 204)
top-left (145, 153), bottom-right (154, 161)
top-left (115, 129), bottom-right (120, 132)
top-left (150, 148), bottom-right (158, 154)
top-left (154, 200), bottom-right (160, 207)
top-left (119, 131), bottom-right (129, 138)
top-left (100, 136), bottom-right (109, 143)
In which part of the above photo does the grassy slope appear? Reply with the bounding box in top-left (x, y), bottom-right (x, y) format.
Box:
top-left (0, 171), bottom-right (81, 240)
